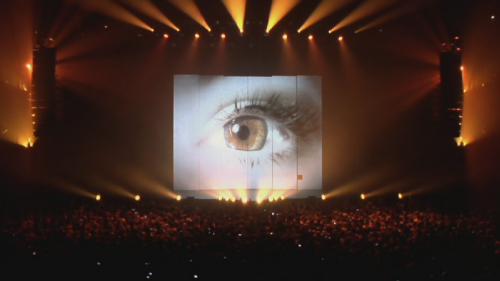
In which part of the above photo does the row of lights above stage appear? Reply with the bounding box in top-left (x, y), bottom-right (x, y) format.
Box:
top-left (161, 31), bottom-right (345, 42)
top-left (93, 193), bottom-right (406, 202)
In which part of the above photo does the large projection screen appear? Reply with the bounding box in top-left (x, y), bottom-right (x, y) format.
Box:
top-left (174, 75), bottom-right (322, 198)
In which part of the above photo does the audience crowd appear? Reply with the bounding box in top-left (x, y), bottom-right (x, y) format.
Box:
top-left (1, 197), bottom-right (499, 280)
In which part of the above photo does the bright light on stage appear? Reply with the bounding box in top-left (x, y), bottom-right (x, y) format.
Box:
top-left (266, 0), bottom-right (301, 33)
top-left (221, 33), bottom-right (226, 39)
top-left (221, 0), bottom-right (246, 34)
top-left (218, 196), bottom-right (223, 201)
top-left (269, 196), bottom-right (274, 202)
top-left (280, 195), bottom-right (285, 200)
top-left (231, 197), bottom-right (236, 202)
top-left (135, 195), bottom-right (141, 201)
top-left (195, 33), bottom-right (200, 38)
top-left (242, 198), bottom-right (248, 204)
top-left (398, 193), bottom-right (403, 199)
top-left (96, 194), bottom-right (101, 201)
top-left (360, 194), bottom-right (366, 200)
top-left (164, 34), bottom-right (169, 38)
top-left (26, 63), bottom-right (32, 71)
top-left (256, 198), bottom-right (263, 204)
top-left (321, 194), bottom-right (326, 200)
top-left (282, 33), bottom-right (288, 39)
top-left (168, 0), bottom-right (211, 31)
top-left (338, 36), bottom-right (343, 41)
top-left (176, 195), bottom-right (182, 201)
top-left (308, 35), bottom-right (313, 40)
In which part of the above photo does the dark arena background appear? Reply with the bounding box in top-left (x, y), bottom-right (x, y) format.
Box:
top-left (1, 0), bottom-right (500, 280)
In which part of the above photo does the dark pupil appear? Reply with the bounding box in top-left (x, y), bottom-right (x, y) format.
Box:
top-left (236, 125), bottom-right (250, 141)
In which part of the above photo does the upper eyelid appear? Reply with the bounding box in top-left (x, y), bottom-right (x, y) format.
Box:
top-left (210, 91), bottom-right (294, 120)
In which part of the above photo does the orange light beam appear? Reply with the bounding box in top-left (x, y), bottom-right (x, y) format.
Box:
top-left (298, 0), bottom-right (355, 33)
top-left (266, 0), bottom-right (301, 33)
top-left (51, 10), bottom-right (88, 47)
top-left (329, 0), bottom-right (401, 33)
top-left (167, 0), bottom-right (211, 31)
top-left (355, 0), bottom-right (434, 33)
top-left (221, 0), bottom-right (246, 33)
top-left (117, 0), bottom-right (179, 31)
top-left (64, 0), bottom-right (153, 31)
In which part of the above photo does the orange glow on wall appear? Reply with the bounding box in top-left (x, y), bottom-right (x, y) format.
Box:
top-left (266, 0), bottom-right (301, 33)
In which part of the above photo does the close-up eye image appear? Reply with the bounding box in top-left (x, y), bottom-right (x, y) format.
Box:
top-left (224, 116), bottom-right (268, 151)
top-left (174, 75), bottom-right (322, 191)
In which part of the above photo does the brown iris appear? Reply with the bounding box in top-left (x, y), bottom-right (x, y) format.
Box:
top-left (224, 116), bottom-right (267, 151)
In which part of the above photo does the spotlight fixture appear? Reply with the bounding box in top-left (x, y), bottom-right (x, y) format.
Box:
top-left (163, 34), bottom-right (169, 38)
top-left (360, 194), bottom-right (365, 200)
top-left (195, 33), bottom-right (200, 38)
top-left (321, 194), bottom-right (326, 200)
top-left (135, 195), bottom-right (141, 201)
top-left (398, 193), bottom-right (403, 199)
top-left (96, 194), bottom-right (101, 201)
top-left (308, 35), bottom-right (313, 40)
top-left (282, 34), bottom-right (287, 39)
top-left (242, 198), bottom-right (248, 204)
top-left (256, 198), bottom-right (263, 204)
top-left (176, 195), bottom-right (182, 201)
top-left (269, 196), bottom-right (274, 202)
top-left (221, 33), bottom-right (226, 39)
top-left (338, 36), bottom-right (343, 41)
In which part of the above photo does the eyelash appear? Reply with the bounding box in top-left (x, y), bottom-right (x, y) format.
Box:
top-left (220, 93), bottom-right (320, 145)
